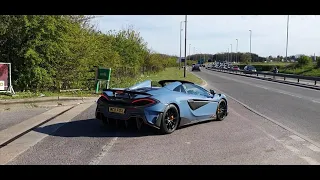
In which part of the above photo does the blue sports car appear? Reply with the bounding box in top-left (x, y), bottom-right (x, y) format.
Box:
top-left (95, 80), bottom-right (228, 134)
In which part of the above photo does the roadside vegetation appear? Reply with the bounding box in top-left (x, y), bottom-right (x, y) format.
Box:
top-left (0, 67), bottom-right (203, 99)
top-left (279, 55), bottom-right (320, 77)
top-left (0, 15), bottom-right (182, 99)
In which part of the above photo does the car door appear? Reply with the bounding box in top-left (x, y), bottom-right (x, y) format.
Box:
top-left (181, 83), bottom-right (218, 120)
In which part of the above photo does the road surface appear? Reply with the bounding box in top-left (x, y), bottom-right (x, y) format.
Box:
top-left (196, 68), bottom-right (320, 145)
top-left (1, 76), bottom-right (320, 164)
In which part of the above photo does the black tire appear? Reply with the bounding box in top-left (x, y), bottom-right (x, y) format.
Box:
top-left (160, 104), bottom-right (180, 134)
top-left (216, 99), bottom-right (228, 121)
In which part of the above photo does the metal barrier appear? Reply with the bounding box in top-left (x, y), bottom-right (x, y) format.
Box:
top-left (206, 67), bottom-right (320, 87)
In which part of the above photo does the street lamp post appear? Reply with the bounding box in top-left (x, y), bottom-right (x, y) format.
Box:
top-left (227, 48), bottom-right (229, 62)
top-left (285, 15), bottom-right (289, 62)
top-left (184, 15), bottom-right (187, 78)
top-left (249, 30), bottom-right (252, 62)
top-left (189, 44), bottom-right (191, 60)
top-left (230, 44), bottom-right (233, 63)
top-left (236, 39), bottom-right (238, 63)
top-left (179, 21), bottom-right (184, 70)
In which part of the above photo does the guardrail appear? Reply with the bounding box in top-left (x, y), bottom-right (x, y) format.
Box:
top-left (206, 66), bottom-right (320, 87)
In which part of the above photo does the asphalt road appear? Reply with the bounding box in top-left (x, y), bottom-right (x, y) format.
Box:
top-left (3, 93), bottom-right (320, 164)
top-left (0, 107), bottom-right (52, 131)
top-left (197, 68), bottom-right (320, 144)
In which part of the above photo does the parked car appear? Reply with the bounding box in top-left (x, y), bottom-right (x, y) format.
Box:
top-left (232, 66), bottom-right (240, 71)
top-left (244, 65), bottom-right (257, 73)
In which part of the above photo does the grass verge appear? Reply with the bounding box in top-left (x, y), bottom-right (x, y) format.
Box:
top-left (0, 67), bottom-right (203, 100)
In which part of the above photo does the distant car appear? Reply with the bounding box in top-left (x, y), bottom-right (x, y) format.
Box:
top-left (95, 80), bottom-right (228, 134)
top-left (244, 65), bottom-right (257, 73)
top-left (232, 66), bottom-right (240, 71)
top-left (192, 64), bottom-right (201, 71)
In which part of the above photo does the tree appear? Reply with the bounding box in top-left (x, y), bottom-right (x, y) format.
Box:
top-left (240, 53), bottom-right (251, 64)
top-left (297, 55), bottom-right (312, 67)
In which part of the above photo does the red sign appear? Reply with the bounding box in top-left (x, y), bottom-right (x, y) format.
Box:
top-left (0, 63), bottom-right (9, 90)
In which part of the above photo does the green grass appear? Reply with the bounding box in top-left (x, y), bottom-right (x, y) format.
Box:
top-left (0, 67), bottom-right (203, 100)
top-left (234, 62), bottom-right (292, 66)
top-left (280, 64), bottom-right (320, 77)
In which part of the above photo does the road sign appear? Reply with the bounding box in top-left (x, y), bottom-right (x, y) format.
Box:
top-left (95, 67), bottom-right (111, 93)
top-left (96, 68), bottom-right (111, 81)
top-left (0, 62), bottom-right (14, 94)
top-left (0, 80), bottom-right (4, 90)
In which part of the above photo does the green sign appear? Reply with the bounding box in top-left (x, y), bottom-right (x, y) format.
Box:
top-left (96, 68), bottom-right (111, 81)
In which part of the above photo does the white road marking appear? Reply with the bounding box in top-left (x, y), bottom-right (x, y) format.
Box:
top-left (289, 135), bottom-right (306, 142)
top-left (89, 137), bottom-right (118, 165)
top-left (203, 69), bottom-right (320, 104)
top-left (0, 102), bottom-right (95, 165)
top-left (299, 156), bottom-right (320, 165)
top-left (306, 144), bottom-right (320, 152)
top-left (199, 71), bottom-right (320, 149)
top-left (206, 68), bottom-right (320, 90)
top-left (285, 145), bottom-right (300, 153)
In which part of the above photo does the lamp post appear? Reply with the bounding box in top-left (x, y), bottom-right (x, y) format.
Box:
top-left (184, 15), bottom-right (187, 78)
top-left (249, 30), bottom-right (252, 62)
top-left (230, 44), bottom-right (233, 62)
top-left (285, 15), bottom-right (289, 62)
top-left (236, 39), bottom-right (238, 63)
top-left (179, 21), bottom-right (184, 70)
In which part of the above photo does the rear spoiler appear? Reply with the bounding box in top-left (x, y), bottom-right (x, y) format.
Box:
top-left (102, 89), bottom-right (151, 96)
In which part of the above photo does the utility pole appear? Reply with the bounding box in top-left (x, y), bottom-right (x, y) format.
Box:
top-left (236, 39), bottom-right (238, 63)
top-left (189, 44), bottom-right (191, 60)
top-left (184, 15), bottom-right (187, 78)
top-left (230, 44), bottom-right (233, 63)
top-left (285, 15), bottom-right (289, 62)
top-left (249, 30), bottom-right (252, 62)
top-left (179, 21), bottom-right (184, 70)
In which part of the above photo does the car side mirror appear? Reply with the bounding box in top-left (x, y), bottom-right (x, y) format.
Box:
top-left (210, 89), bottom-right (215, 95)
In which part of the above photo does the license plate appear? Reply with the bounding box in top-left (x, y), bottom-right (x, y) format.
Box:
top-left (109, 107), bottom-right (125, 114)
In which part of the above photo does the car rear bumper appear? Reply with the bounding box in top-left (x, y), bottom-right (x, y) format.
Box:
top-left (95, 103), bottom-right (164, 129)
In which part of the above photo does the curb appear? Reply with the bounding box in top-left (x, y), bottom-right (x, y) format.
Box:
top-left (0, 96), bottom-right (98, 105)
top-left (189, 70), bottom-right (208, 88)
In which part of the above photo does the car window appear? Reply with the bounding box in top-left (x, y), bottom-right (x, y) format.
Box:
top-left (173, 85), bottom-right (187, 93)
top-left (182, 83), bottom-right (208, 96)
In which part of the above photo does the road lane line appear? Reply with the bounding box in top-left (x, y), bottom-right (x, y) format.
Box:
top-left (285, 145), bottom-right (300, 153)
top-left (289, 135), bottom-right (306, 142)
top-left (229, 108), bottom-right (319, 165)
top-left (0, 102), bottom-right (95, 165)
top-left (0, 105), bottom-right (75, 148)
top-left (205, 68), bottom-right (320, 91)
top-left (197, 71), bottom-right (320, 149)
top-left (306, 144), bottom-right (320, 152)
top-left (299, 156), bottom-right (320, 165)
top-left (89, 137), bottom-right (118, 165)
top-left (202, 70), bottom-right (320, 104)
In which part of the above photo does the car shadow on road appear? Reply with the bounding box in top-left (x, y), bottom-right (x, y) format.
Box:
top-left (33, 118), bottom-right (160, 138)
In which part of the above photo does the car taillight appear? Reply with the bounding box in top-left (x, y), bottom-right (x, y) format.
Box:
top-left (100, 93), bottom-right (109, 100)
top-left (132, 98), bottom-right (156, 106)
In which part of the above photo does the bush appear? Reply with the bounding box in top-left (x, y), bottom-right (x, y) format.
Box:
top-left (317, 57), bottom-right (320, 68)
top-left (297, 55), bottom-right (312, 67)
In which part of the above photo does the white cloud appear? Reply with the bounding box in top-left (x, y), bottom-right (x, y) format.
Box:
top-left (92, 15), bottom-right (320, 57)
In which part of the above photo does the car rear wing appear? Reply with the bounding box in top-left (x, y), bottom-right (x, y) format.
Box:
top-left (102, 88), bottom-right (151, 97)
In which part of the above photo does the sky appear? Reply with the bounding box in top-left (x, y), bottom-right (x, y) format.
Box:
top-left (91, 15), bottom-right (320, 57)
